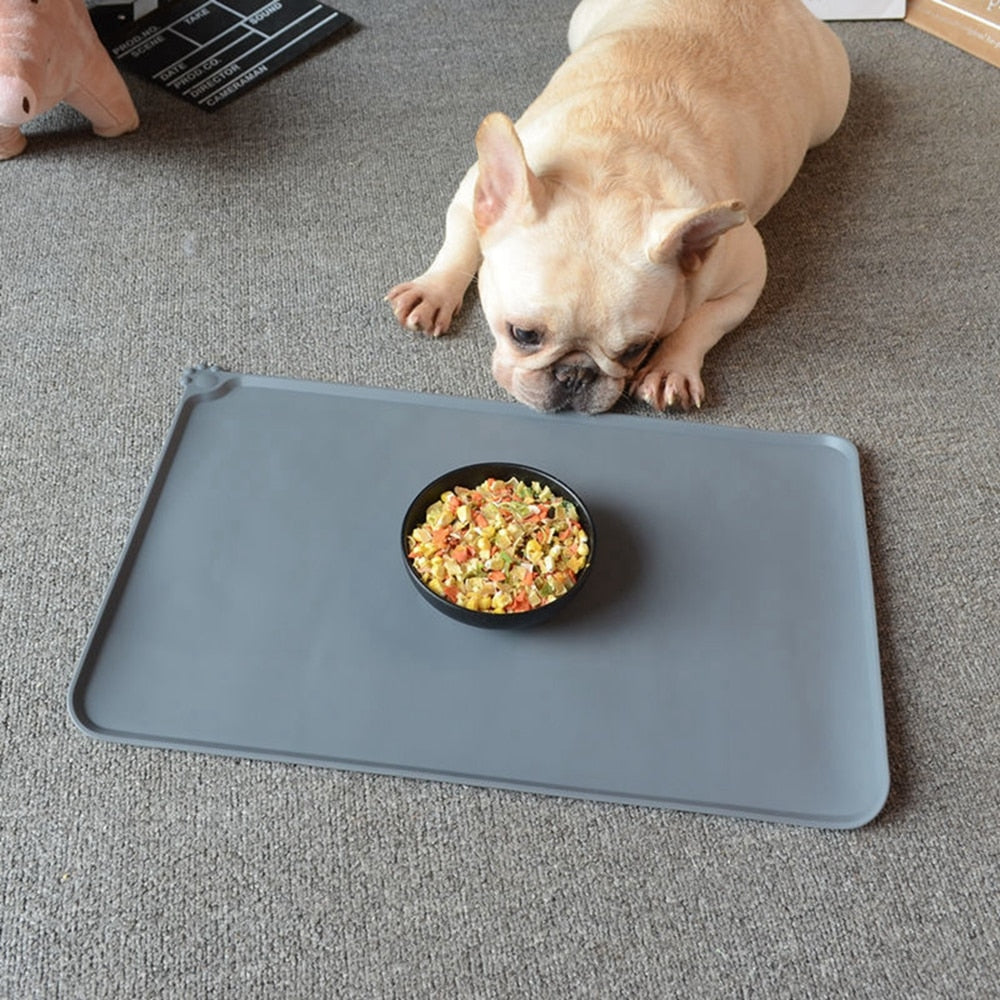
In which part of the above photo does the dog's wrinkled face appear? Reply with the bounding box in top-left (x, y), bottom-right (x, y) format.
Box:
top-left (470, 113), bottom-right (743, 414)
top-left (477, 206), bottom-right (680, 413)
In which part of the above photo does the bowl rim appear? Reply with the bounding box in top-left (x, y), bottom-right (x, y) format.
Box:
top-left (401, 461), bottom-right (596, 626)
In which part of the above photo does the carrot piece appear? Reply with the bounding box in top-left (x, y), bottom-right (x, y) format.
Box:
top-left (511, 591), bottom-right (531, 612)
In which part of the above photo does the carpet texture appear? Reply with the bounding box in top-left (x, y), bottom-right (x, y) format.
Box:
top-left (1, 2), bottom-right (998, 997)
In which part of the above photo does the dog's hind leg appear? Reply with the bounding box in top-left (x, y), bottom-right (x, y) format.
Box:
top-left (567, 0), bottom-right (611, 50)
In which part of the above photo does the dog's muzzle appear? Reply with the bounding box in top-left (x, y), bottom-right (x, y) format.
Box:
top-left (553, 356), bottom-right (598, 397)
top-left (543, 352), bottom-right (620, 413)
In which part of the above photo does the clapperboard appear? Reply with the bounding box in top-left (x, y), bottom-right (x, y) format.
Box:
top-left (89, 0), bottom-right (353, 110)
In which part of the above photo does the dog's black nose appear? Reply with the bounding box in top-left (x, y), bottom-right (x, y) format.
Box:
top-left (554, 360), bottom-right (597, 395)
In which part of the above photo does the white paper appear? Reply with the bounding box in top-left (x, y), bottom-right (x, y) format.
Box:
top-left (802, 0), bottom-right (907, 19)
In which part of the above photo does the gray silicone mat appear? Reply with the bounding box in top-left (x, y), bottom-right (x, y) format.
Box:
top-left (68, 368), bottom-right (889, 828)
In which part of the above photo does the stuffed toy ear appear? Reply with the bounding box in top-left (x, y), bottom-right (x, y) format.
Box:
top-left (647, 201), bottom-right (748, 274)
top-left (473, 112), bottom-right (547, 231)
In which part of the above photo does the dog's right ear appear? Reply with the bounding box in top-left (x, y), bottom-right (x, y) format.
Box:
top-left (473, 113), bottom-right (547, 231)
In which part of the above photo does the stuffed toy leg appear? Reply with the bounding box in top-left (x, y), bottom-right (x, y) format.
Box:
top-left (0, 0), bottom-right (139, 159)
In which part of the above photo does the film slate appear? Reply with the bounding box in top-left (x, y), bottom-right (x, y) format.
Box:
top-left (91, 0), bottom-right (353, 110)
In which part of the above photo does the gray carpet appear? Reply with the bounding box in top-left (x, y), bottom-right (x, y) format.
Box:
top-left (2, 2), bottom-right (998, 997)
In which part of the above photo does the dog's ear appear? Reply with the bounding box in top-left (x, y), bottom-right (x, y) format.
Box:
top-left (647, 201), bottom-right (748, 274)
top-left (473, 112), bottom-right (547, 231)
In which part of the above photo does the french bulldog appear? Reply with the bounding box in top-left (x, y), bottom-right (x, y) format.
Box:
top-left (387, 0), bottom-right (850, 413)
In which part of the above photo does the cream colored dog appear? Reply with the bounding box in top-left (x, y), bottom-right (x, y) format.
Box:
top-left (387, 0), bottom-right (850, 413)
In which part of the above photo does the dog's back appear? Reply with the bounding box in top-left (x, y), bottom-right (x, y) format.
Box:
top-left (518, 0), bottom-right (850, 221)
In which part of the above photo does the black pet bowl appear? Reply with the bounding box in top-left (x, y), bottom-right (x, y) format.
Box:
top-left (401, 462), bottom-right (596, 629)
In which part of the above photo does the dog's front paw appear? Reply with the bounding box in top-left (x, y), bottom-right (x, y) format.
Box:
top-left (629, 366), bottom-right (706, 412)
top-left (386, 273), bottom-right (467, 337)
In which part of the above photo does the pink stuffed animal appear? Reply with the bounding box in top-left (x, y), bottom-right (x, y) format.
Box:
top-left (0, 0), bottom-right (138, 159)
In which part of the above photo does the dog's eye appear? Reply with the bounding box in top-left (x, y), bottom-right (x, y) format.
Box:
top-left (508, 325), bottom-right (542, 348)
top-left (618, 341), bottom-right (652, 363)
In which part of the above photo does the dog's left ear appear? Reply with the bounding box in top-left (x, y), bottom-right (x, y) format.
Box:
top-left (473, 112), bottom-right (547, 232)
top-left (647, 201), bottom-right (748, 274)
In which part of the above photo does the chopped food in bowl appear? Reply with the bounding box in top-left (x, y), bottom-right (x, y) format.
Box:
top-left (402, 464), bottom-right (596, 628)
